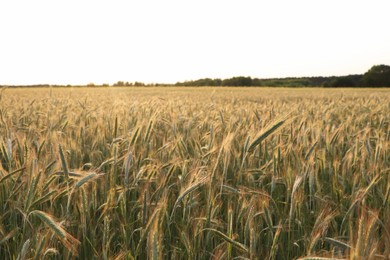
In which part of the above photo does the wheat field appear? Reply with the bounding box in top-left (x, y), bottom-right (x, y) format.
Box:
top-left (0, 87), bottom-right (389, 259)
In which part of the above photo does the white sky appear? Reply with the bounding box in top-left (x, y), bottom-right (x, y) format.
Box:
top-left (1, 0), bottom-right (390, 85)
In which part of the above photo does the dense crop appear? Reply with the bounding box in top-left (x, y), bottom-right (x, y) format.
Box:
top-left (0, 87), bottom-right (389, 259)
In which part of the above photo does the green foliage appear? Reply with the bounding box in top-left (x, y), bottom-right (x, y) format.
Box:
top-left (328, 77), bottom-right (357, 87)
top-left (362, 64), bottom-right (390, 87)
top-left (222, 76), bottom-right (253, 86)
top-left (176, 78), bottom-right (222, 86)
top-left (3, 64), bottom-right (389, 88)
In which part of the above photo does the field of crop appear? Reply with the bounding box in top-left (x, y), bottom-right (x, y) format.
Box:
top-left (0, 87), bottom-right (389, 259)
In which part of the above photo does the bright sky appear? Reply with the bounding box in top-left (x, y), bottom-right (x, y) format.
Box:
top-left (1, 0), bottom-right (390, 85)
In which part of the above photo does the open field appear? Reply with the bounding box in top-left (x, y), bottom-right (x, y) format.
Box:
top-left (0, 87), bottom-right (389, 259)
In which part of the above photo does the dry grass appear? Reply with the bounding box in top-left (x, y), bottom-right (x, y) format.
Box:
top-left (0, 86), bottom-right (389, 259)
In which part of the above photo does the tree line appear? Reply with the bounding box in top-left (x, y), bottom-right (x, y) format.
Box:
top-left (1, 65), bottom-right (389, 88)
top-left (174, 65), bottom-right (390, 87)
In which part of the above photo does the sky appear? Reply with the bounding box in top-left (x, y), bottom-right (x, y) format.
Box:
top-left (1, 0), bottom-right (390, 85)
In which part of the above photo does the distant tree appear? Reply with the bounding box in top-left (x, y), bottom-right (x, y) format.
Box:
top-left (222, 76), bottom-right (252, 86)
top-left (174, 78), bottom-right (222, 86)
top-left (114, 81), bottom-right (124, 86)
top-left (194, 78), bottom-right (220, 86)
top-left (362, 65), bottom-right (390, 87)
top-left (328, 77), bottom-right (357, 87)
top-left (214, 78), bottom-right (222, 86)
top-left (134, 81), bottom-right (145, 86)
top-left (252, 78), bottom-right (263, 86)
